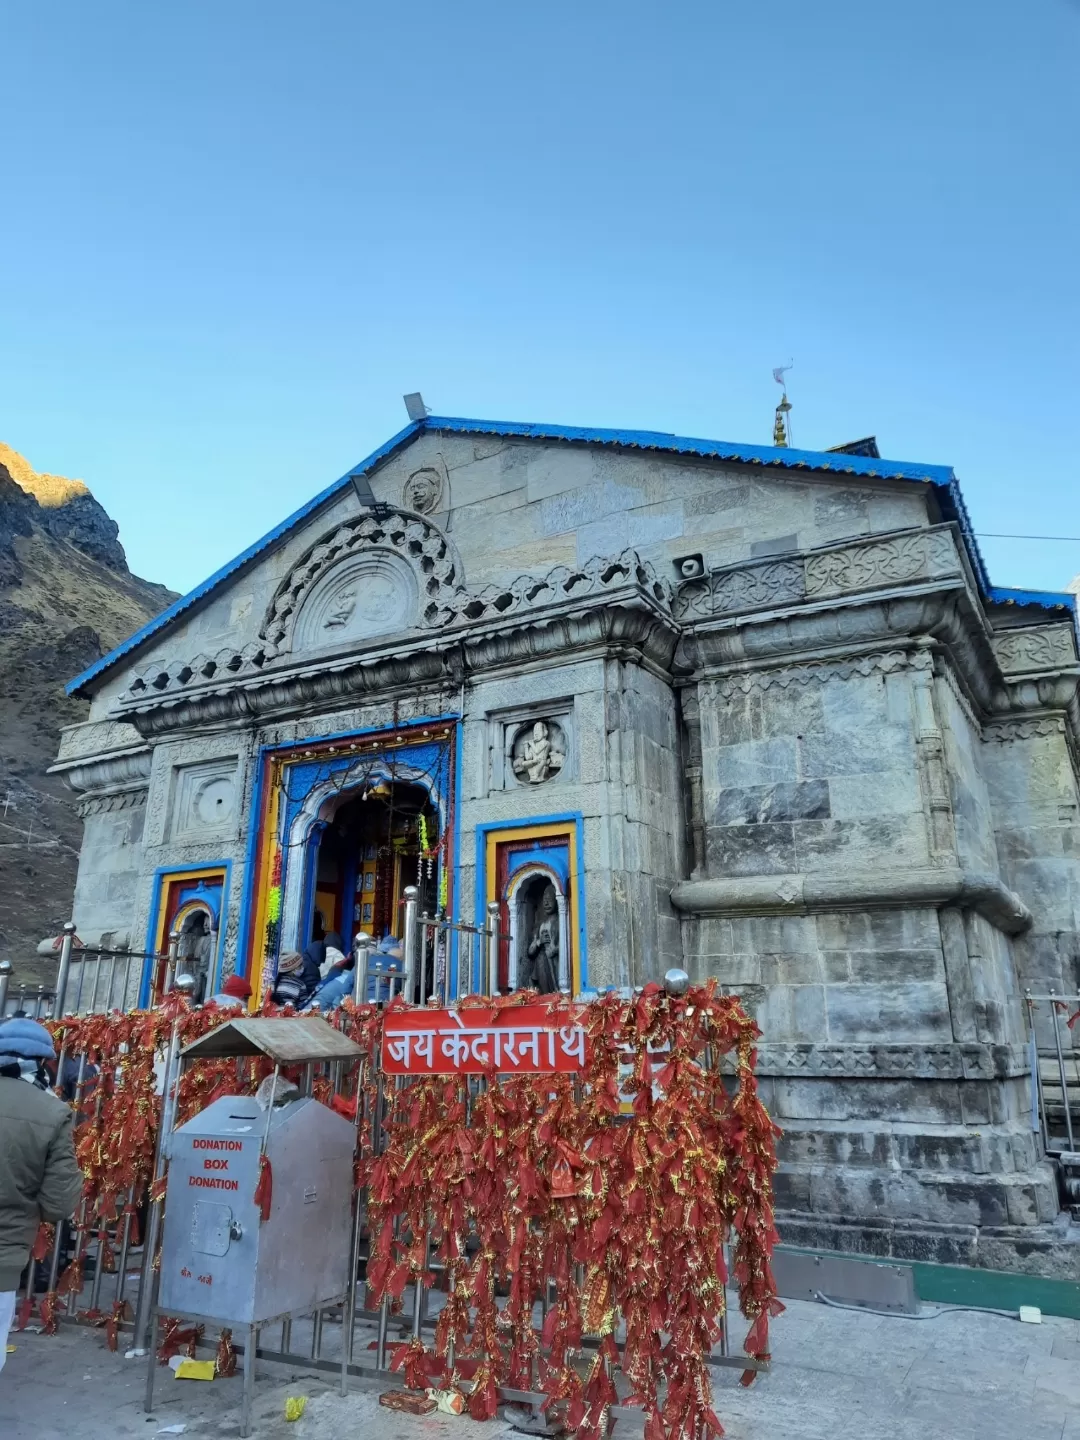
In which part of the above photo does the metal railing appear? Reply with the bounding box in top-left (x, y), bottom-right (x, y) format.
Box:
top-left (1024, 990), bottom-right (1080, 1156)
top-left (129, 968), bottom-right (761, 1437)
top-left (351, 885), bottom-right (504, 1007)
top-left (27, 901), bottom-right (766, 1424)
top-left (0, 924), bottom-right (185, 1021)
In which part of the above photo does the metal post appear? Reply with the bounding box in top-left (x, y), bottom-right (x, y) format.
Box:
top-left (162, 931), bottom-right (180, 1000)
top-left (114, 1186), bottom-right (136, 1311)
top-left (412, 1229), bottom-right (428, 1337)
top-left (122, 950), bottom-right (136, 1011)
top-left (0, 959), bottom-right (10, 1015)
top-left (72, 955), bottom-right (87, 1015)
top-left (376, 1293), bottom-right (390, 1371)
top-left (353, 933), bottom-right (372, 1004)
top-left (103, 952), bottom-right (117, 1013)
top-left (241, 1324), bottom-right (257, 1438)
top-left (418, 912), bottom-right (430, 1007)
top-left (132, 975), bottom-right (194, 1352)
top-left (1050, 990), bottom-right (1076, 1152)
top-left (144, 1321), bottom-right (157, 1414)
top-left (342, 1068), bottom-right (367, 1394)
top-left (54, 921), bottom-right (77, 1017)
top-left (85, 953), bottom-right (103, 1016)
top-left (486, 903), bottom-right (500, 997)
top-left (402, 886), bottom-right (420, 1004)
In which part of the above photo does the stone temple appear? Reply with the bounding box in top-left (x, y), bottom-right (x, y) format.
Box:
top-left (53, 410), bottom-right (1080, 1272)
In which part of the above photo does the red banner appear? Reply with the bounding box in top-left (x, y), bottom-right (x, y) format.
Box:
top-left (381, 1004), bottom-right (588, 1076)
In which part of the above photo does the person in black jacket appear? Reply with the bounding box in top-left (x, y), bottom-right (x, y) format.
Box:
top-left (271, 952), bottom-right (317, 1008)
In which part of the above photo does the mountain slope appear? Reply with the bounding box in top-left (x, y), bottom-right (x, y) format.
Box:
top-left (0, 446), bottom-right (176, 980)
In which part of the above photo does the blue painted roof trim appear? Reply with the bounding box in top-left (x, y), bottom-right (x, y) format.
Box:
top-left (987, 585), bottom-right (1078, 614)
top-left (65, 412), bottom-right (1039, 697)
top-left (66, 419), bottom-right (423, 696)
top-left (423, 416), bottom-right (958, 486)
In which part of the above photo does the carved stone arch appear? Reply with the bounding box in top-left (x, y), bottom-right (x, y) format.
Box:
top-left (260, 507), bottom-right (466, 653)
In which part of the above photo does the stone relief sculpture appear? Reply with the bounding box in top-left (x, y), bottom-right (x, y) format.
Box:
top-left (520, 885), bottom-right (560, 993)
top-left (402, 467), bottom-right (444, 514)
top-left (324, 588), bottom-right (357, 628)
top-left (512, 720), bottom-right (565, 784)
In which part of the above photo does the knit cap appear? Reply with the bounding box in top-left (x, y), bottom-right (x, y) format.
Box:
top-left (0, 1016), bottom-right (56, 1068)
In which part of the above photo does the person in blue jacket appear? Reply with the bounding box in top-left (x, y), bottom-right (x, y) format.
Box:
top-left (304, 935), bottom-right (403, 1009)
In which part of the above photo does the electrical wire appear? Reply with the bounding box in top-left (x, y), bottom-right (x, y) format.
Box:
top-left (813, 1291), bottom-right (1020, 1321)
top-left (974, 533), bottom-right (1080, 543)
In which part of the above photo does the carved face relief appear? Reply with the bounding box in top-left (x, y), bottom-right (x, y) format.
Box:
top-left (510, 719), bottom-right (565, 785)
top-left (403, 467), bottom-right (443, 515)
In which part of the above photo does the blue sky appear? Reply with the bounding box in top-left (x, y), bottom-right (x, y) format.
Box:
top-left (1, 1), bottom-right (1077, 596)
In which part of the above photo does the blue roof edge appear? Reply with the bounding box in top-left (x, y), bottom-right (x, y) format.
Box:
top-left (65, 413), bottom-right (1040, 698)
top-left (65, 419), bottom-right (423, 696)
top-left (987, 585), bottom-right (1079, 614)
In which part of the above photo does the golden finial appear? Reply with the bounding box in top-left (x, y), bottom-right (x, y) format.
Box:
top-left (772, 364), bottom-right (793, 447)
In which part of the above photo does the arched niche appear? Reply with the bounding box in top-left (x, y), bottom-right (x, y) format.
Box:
top-left (505, 862), bottom-right (569, 993)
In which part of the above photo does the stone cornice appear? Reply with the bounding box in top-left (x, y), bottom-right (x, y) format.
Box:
top-left (671, 867), bottom-right (1032, 936)
top-left (114, 547), bottom-right (673, 723)
top-left (113, 598), bottom-right (678, 736)
top-left (48, 746), bottom-right (152, 796)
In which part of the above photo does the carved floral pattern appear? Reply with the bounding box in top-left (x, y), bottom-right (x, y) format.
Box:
top-left (675, 528), bottom-right (960, 620)
top-left (991, 626), bottom-right (1077, 675)
top-left (804, 530), bottom-right (957, 597)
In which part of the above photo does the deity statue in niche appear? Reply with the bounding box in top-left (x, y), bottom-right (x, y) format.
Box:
top-left (512, 720), bottom-right (565, 785)
top-left (520, 884), bottom-right (560, 994)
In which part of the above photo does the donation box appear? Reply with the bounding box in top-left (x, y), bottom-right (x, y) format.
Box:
top-left (159, 1093), bottom-right (356, 1325)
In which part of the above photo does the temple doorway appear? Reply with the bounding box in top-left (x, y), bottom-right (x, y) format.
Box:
top-left (302, 780), bottom-right (441, 953)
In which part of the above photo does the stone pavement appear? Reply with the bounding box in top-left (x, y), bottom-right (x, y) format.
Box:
top-left (3, 1296), bottom-right (1080, 1440)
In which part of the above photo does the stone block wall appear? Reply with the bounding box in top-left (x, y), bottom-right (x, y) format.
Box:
top-left (982, 719), bottom-right (1080, 1040)
top-left (460, 656), bottom-right (683, 991)
top-left (70, 801), bottom-right (147, 947)
top-left (697, 658), bottom-right (929, 879)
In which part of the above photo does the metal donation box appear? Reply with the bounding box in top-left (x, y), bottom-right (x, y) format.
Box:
top-left (147, 1016), bottom-right (365, 1438)
top-left (159, 1090), bottom-right (355, 1323)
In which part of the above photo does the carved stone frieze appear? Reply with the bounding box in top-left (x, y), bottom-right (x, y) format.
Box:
top-left (54, 718), bottom-right (144, 767)
top-left (991, 624), bottom-right (1078, 675)
top-left (752, 1042), bottom-right (1028, 1080)
top-left (675, 525), bottom-right (962, 623)
top-left (439, 548), bottom-right (671, 629)
top-left (510, 718), bottom-right (567, 785)
top-left (116, 603), bottom-right (677, 736)
top-left (114, 548), bottom-right (673, 717)
top-left (983, 715), bottom-right (1068, 743)
top-left (77, 789), bottom-right (147, 819)
top-left (804, 529), bottom-right (958, 598)
top-left (710, 649), bottom-right (912, 698)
